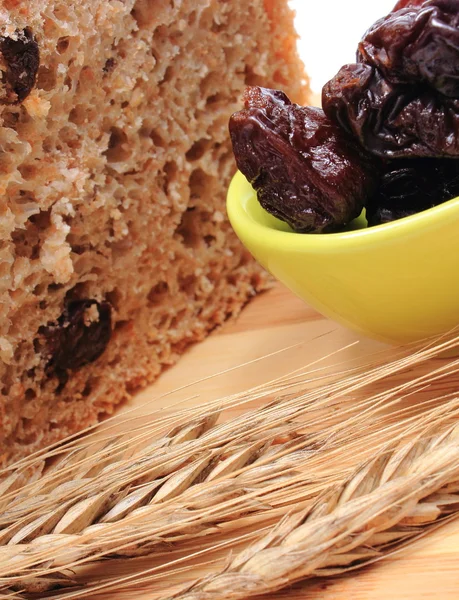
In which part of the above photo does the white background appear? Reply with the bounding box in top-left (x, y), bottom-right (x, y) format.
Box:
top-left (289, 0), bottom-right (396, 93)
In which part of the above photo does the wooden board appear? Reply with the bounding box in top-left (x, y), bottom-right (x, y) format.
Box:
top-left (89, 284), bottom-right (459, 599)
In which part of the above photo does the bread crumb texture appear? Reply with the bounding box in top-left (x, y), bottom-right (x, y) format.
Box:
top-left (0, 0), bottom-right (308, 462)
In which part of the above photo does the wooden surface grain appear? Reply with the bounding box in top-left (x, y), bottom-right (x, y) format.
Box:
top-left (84, 284), bottom-right (459, 599)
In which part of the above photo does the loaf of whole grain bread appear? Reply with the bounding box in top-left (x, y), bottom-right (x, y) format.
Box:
top-left (0, 0), bottom-right (309, 463)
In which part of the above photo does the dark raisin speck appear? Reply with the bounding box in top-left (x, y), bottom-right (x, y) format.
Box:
top-left (103, 57), bottom-right (116, 74)
top-left (39, 300), bottom-right (112, 384)
top-left (0, 28), bottom-right (40, 104)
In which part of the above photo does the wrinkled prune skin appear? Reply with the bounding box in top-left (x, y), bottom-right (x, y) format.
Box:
top-left (323, 62), bottom-right (459, 158)
top-left (392, 0), bottom-right (429, 10)
top-left (229, 87), bottom-right (379, 233)
top-left (323, 1), bottom-right (459, 158)
top-left (359, 0), bottom-right (459, 97)
top-left (366, 158), bottom-right (459, 226)
top-left (40, 300), bottom-right (112, 381)
top-left (0, 28), bottom-right (39, 104)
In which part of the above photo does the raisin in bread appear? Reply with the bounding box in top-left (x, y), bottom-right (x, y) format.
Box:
top-left (0, 0), bottom-right (309, 463)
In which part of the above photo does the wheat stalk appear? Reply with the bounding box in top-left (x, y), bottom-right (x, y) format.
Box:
top-left (25, 404), bottom-right (459, 600)
top-left (167, 422), bottom-right (459, 600)
top-left (1, 335), bottom-right (459, 597)
top-left (0, 416), bottom-right (338, 593)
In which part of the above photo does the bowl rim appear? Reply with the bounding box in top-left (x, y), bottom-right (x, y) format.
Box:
top-left (227, 170), bottom-right (459, 250)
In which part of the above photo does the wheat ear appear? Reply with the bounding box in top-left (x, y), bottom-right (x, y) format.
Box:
top-left (168, 423), bottom-right (459, 600)
top-left (4, 402), bottom-right (459, 597)
top-left (2, 338), bottom-right (459, 596)
top-left (2, 353), bottom-right (455, 582)
top-left (0, 414), bottom-right (342, 595)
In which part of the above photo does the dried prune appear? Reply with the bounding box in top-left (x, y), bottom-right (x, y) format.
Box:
top-left (323, 1), bottom-right (459, 158)
top-left (0, 28), bottom-right (39, 104)
top-left (40, 300), bottom-right (112, 379)
top-left (229, 87), bottom-right (379, 233)
top-left (366, 158), bottom-right (459, 226)
top-left (322, 62), bottom-right (459, 158)
top-left (392, 0), bottom-right (428, 10)
top-left (359, 0), bottom-right (459, 97)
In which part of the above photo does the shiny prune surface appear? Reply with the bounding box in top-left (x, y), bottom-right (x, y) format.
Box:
top-left (229, 87), bottom-right (379, 233)
top-left (392, 0), bottom-right (428, 10)
top-left (366, 159), bottom-right (459, 226)
top-left (323, 0), bottom-right (459, 158)
top-left (359, 0), bottom-right (459, 97)
top-left (323, 62), bottom-right (459, 158)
